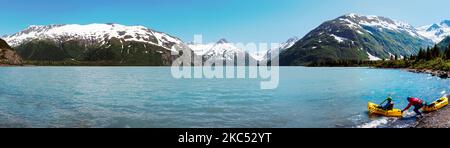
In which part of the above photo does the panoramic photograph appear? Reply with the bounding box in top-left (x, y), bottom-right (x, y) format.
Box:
top-left (1, 0), bottom-right (449, 132)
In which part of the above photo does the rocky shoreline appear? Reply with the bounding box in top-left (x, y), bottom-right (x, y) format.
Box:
top-left (399, 68), bottom-right (450, 128)
top-left (406, 69), bottom-right (450, 79)
top-left (415, 95), bottom-right (450, 128)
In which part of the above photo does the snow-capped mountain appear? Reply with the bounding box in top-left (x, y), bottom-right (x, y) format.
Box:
top-left (188, 38), bottom-right (253, 62)
top-left (4, 23), bottom-right (185, 52)
top-left (339, 13), bottom-right (427, 39)
top-left (417, 20), bottom-right (450, 43)
top-left (205, 39), bottom-right (243, 61)
top-left (280, 13), bottom-right (433, 66)
top-left (2, 23), bottom-right (192, 65)
top-left (189, 37), bottom-right (299, 62)
top-left (277, 36), bottom-right (301, 51)
top-left (262, 36), bottom-right (300, 61)
top-left (187, 42), bottom-right (215, 56)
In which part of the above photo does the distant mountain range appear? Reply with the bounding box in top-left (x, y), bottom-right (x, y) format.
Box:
top-left (2, 23), bottom-right (190, 65)
top-left (188, 38), bottom-right (256, 64)
top-left (188, 37), bottom-right (300, 65)
top-left (417, 20), bottom-right (450, 43)
top-left (1, 14), bottom-right (449, 66)
top-left (263, 36), bottom-right (300, 61)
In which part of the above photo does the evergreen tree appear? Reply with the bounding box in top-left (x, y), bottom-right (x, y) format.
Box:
top-left (417, 48), bottom-right (425, 60)
top-left (445, 45), bottom-right (450, 60)
top-left (432, 44), bottom-right (441, 59)
top-left (390, 54), bottom-right (395, 61)
top-left (426, 47), bottom-right (433, 60)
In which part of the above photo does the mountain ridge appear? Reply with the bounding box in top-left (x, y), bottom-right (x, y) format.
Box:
top-left (2, 14), bottom-right (449, 66)
top-left (188, 38), bottom-right (257, 64)
top-left (279, 13), bottom-right (434, 66)
top-left (3, 23), bottom-right (192, 65)
top-left (417, 20), bottom-right (450, 43)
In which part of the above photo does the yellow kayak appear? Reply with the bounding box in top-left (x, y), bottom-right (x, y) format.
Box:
top-left (368, 102), bottom-right (403, 117)
top-left (422, 97), bottom-right (449, 113)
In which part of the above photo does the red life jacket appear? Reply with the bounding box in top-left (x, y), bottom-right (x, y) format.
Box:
top-left (403, 98), bottom-right (423, 111)
top-left (409, 98), bottom-right (423, 105)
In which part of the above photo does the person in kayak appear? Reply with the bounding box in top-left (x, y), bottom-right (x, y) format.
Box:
top-left (379, 97), bottom-right (394, 110)
top-left (402, 97), bottom-right (424, 117)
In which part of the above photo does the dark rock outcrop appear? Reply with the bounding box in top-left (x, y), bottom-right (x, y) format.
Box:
top-left (0, 39), bottom-right (22, 65)
top-left (407, 69), bottom-right (449, 79)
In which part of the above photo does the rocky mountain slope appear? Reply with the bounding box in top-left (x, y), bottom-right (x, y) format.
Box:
top-left (3, 23), bottom-right (191, 65)
top-left (280, 14), bottom-right (434, 65)
top-left (0, 38), bottom-right (22, 65)
top-left (188, 38), bottom-right (257, 65)
top-left (417, 20), bottom-right (450, 43)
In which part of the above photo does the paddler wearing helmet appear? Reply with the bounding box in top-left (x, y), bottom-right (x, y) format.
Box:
top-left (379, 97), bottom-right (394, 110)
top-left (402, 96), bottom-right (425, 117)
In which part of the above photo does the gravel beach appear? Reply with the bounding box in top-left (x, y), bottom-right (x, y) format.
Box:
top-left (415, 94), bottom-right (450, 128)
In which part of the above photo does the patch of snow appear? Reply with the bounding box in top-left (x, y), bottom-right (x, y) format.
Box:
top-left (388, 52), bottom-right (394, 57)
top-left (339, 18), bottom-right (361, 29)
top-left (359, 16), bottom-right (423, 38)
top-left (250, 50), bottom-right (269, 61)
top-left (367, 52), bottom-right (381, 61)
top-left (347, 13), bottom-right (359, 18)
top-left (188, 43), bottom-right (215, 55)
top-left (277, 36), bottom-right (300, 50)
top-left (195, 39), bottom-right (248, 61)
top-left (344, 14), bottom-right (425, 39)
top-left (356, 30), bottom-right (364, 35)
top-left (330, 34), bottom-right (347, 43)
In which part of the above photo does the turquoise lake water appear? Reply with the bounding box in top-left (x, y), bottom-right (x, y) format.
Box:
top-left (0, 67), bottom-right (448, 128)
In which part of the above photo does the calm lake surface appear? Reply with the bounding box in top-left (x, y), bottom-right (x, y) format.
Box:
top-left (0, 67), bottom-right (448, 128)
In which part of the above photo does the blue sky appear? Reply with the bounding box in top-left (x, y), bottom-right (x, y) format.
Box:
top-left (0, 0), bottom-right (449, 43)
